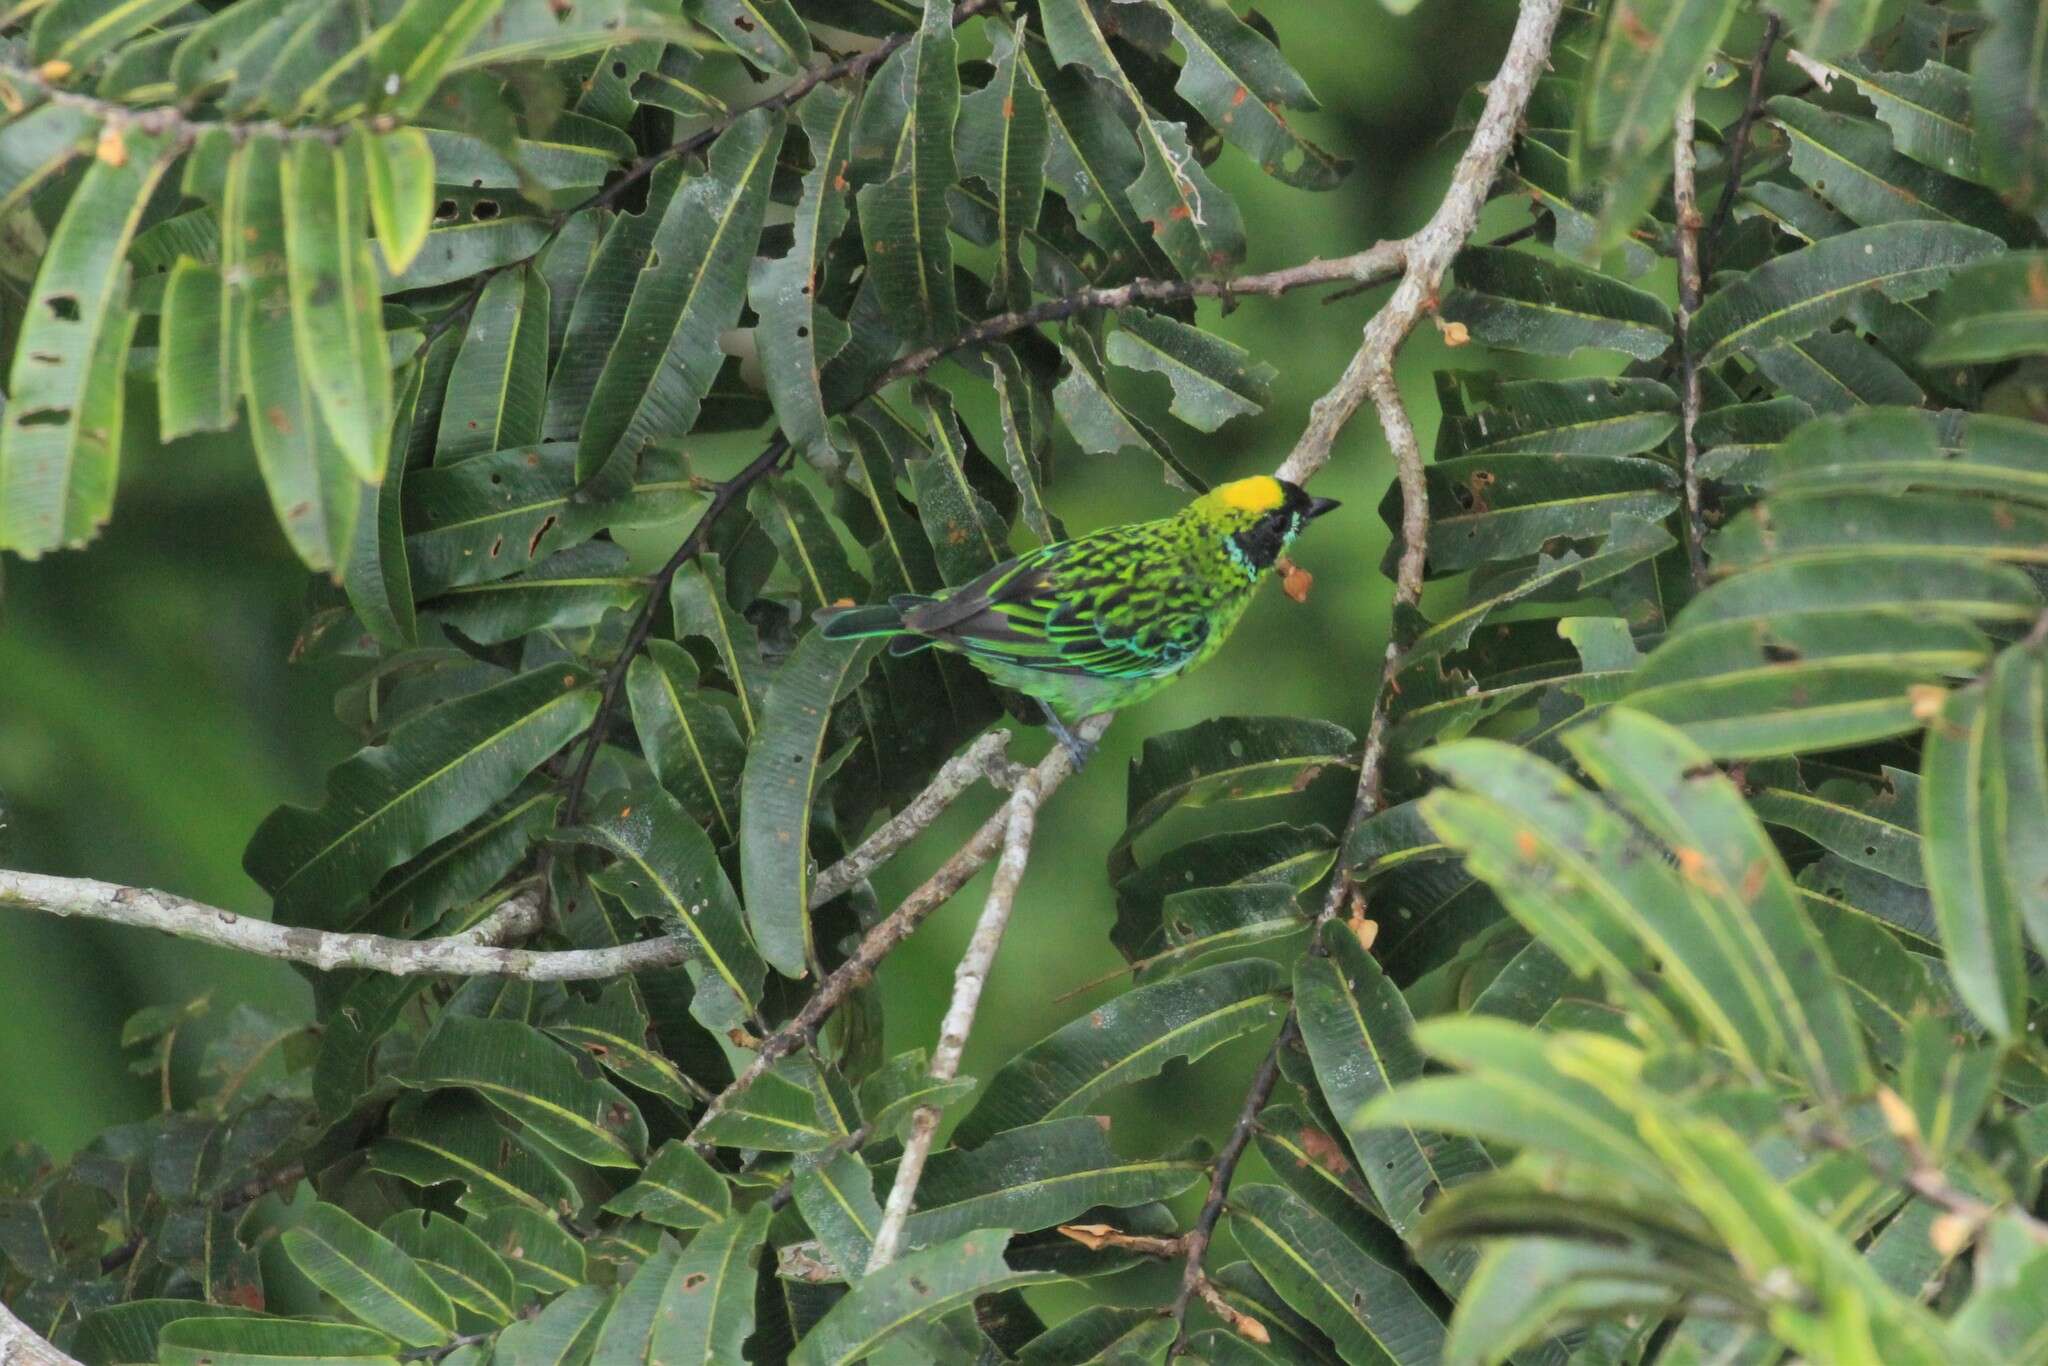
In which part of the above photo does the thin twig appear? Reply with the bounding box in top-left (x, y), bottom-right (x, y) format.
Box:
top-left (1673, 91), bottom-right (1711, 589)
top-left (687, 715), bottom-right (1109, 1149)
top-left (1167, 1014), bottom-right (1297, 1352)
top-left (878, 242), bottom-right (1407, 386)
top-left (1801, 1116), bottom-right (2048, 1245)
top-left (808, 731), bottom-right (1017, 907)
top-left (0, 62), bottom-right (387, 145)
top-left (1703, 15), bottom-right (1782, 276)
top-left (0, 875), bottom-right (699, 978)
top-left (868, 772), bottom-right (1045, 1272)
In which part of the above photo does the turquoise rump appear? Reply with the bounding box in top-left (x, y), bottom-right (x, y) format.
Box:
top-left (816, 475), bottom-right (1340, 762)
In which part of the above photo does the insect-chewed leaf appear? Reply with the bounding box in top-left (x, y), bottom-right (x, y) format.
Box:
top-left (671, 554), bottom-right (772, 735)
top-left (156, 1317), bottom-right (404, 1365)
top-left (1039, 0), bottom-right (1244, 276)
top-left (1809, 56), bottom-right (1976, 180)
top-left (1436, 374), bottom-right (1678, 459)
top-left (1691, 223), bottom-right (2005, 364)
top-left (953, 959), bottom-right (1288, 1147)
top-left (854, 0), bottom-right (962, 345)
top-left (636, 1204), bottom-right (768, 1364)
top-left (624, 639), bottom-right (747, 842)
top-left (753, 478), bottom-right (868, 614)
top-left (158, 259), bottom-right (236, 439)
top-left (1768, 98), bottom-right (2032, 245)
top-left (244, 666), bottom-right (595, 928)
top-left (281, 1203), bottom-right (456, 1347)
top-left (1053, 332), bottom-right (1203, 491)
top-left (1106, 308), bottom-right (1276, 432)
top-left (425, 539), bottom-right (643, 646)
top-left (403, 443), bottom-right (691, 595)
top-left (1228, 1183), bottom-right (1447, 1364)
top-left (344, 360), bottom-right (425, 650)
top-left (1768, 0), bottom-right (1882, 57)
top-left (750, 85), bottom-right (855, 466)
top-left (453, 0), bottom-right (686, 68)
top-left (694, 1058), bottom-right (848, 1152)
top-left (588, 1235), bottom-right (682, 1363)
top-left (1112, 716), bottom-right (1356, 874)
top-left (1750, 331), bottom-right (1924, 415)
top-left (894, 1116), bottom-right (1207, 1251)
top-left (1150, 0), bottom-right (1349, 188)
top-left (789, 1229), bottom-right (1052, 1366)
top-left (545, 980), bottom-right (704, 1108)
top-left (695, 0), bottom-right (812, 73)
top-left (739, 630), bottom-right (880, 977)
top-left (379, 1209), bottom-right (518, 1326)
top-left (1028, 51), bottom-right (1171, 282)
top-left (957, 23), bottom-right (1048, 309)
top-left (565, 785), bottom-right (763, 1029)
top-left (421, 126), bottom-right (627, 193)
top-left (1402, 446), bottom-right (1678, 576)
top-left (542, 160), bottom-right (679, 438)
top-left (400, 1014), bottom-right (647, 1168)
top-left (1750, 406), bottom-right (2048, 505)
top-left (1441, 248), bottom-right (1675, 360)
top-left (792, 1150), bottom-right (885, 1277)
top-left (1293, 934), bottom-right (1491, 1290)
top-left (0, 129), bottom-right (171, 558)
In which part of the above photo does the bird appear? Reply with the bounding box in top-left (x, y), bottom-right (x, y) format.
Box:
top-left (817, 474), bottom-right (1341, 764)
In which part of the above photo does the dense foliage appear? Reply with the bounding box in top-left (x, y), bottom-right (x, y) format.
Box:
top-left (2, 0), bottom-right (2047, 1362)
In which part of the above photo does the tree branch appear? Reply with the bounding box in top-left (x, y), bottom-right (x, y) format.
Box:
top-left (1673, 91), bottom-right (1711, 589)
top-left (1703, 15), bottom-right (1782, 276)
top-left (867, 770), bottom-right (1045, 1272)
top-left (0, 1297), bottom-right (79, 1366)
top-left (808, 730), bottom-right (1019, 908)
top-left (0, 61), bottom-right (385, 146)
top-left (687, 714), bottom-right (1110, 1149)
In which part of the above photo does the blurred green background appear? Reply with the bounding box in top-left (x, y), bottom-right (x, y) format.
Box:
top-left (0, 0), bottom-right (1537, 1291)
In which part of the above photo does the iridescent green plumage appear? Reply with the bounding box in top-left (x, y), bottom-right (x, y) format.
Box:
top-left (818, 475), bottom-right (1339, 759)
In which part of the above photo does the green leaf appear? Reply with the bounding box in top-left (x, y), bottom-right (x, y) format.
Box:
top-left (1441, 248), bottom-right (1675, 359)
top-left (1974, 0), bottom-right (2048, 204)
top-left (453, 0), bottom-right (687, 68)
top-left (1921, 251), bottom-right (2048, 364)
top-left (1112, 716), bottom-right (1356, 876)
top-left (370, 1092), bottom-right (579, 1214)
top-left (157, 1318), bottom-right (402, 1366)
top-left (245, 666), bottom-right (596, 927)
top-left (369, 0), bottom-right (507, 118)
top-left (1405, 449), bottom-right (1678, 576)
top-left (671, 555), bottom-right (770, 736)
top-left (157, 259), bottom-right (236, 439)
top-left (380, 217), bottom-right (553, 292)
top-left (1151, 0), bottom-right (1349, 188)
top-left (578, 108), bottom-right (782, 487)
top-left (855, 0), bottom-right (962, 345)
top-left (282, 1203), bottom-right (456, 1347)
top-left (789, 1228), bottom-right (1052, 1366)
top-left (402, 1014), bottom-right (647, 1167)
top-left (544, 161), bottom-right (681, 442)
top-left (1228, 1183), bottom-right (1447, 1365)
top-left (603, 1140), bottom-right (732, 1228)
top-left (419, 127), bottom-right (627, 194)
top-left (1041, 0), bottom-right (1245, 276)
top-left (1016, 1307), bottom-right (1177, 1364)
top-left (227, 137), bottom-right (363, 572)
top-left (0, 130), bottom-right (171, 557)
top-left (1294, 933), bottom-right (1491, 1283)
top-left (625, 639), bottom-right (747, 842)
top-left (856, 1049), bottom-right (979, 1141)
top-left (1579, 0), bottom-right (1737, 163)
top-left (1753, 407), bottom-right (2048, 505)
top-left (403, 444), bottom-right (691, 596)
top-left (0, 103), bottom-right (97, 225)
top-left (644, 1204), bottom-right (770, 1364)
top-left (1691, 222), bottom-right (2005, 364)
top-left (1031, 53), bottom-right (1171, 282)
top-left (284, 138), bottom-right (392, 481)
top-left (1817, 56), bottom-right (1977, 180)
top-left (492, 1283), bottom-right (611, 1362)
top-left (437, 265), bottom-right (549, 463)
top-left (1750, 770), bottom-right (1925, 888)
top-left (1770, 0), bottom-right (1882, 58)
top-left (567, 784), bottom-right (764, 1028)
top-left (1054, 333), bottom-right (1205, 491)
top-left (380, 1209), bottom-right (519, 1326)
top-left (694, 1056), bottom-right (848, 1151)
top-left (957, 22), bottom-right (1049, 309)
top-left (590, 1235), bottom-right (681, 1363)
top-left (1107, 308), bottom-right (1276, 431)
top-left (954, 959), bottom-right (1288, 1146)
top-left (73, 1301), bottom-right (261, 1366)
top-left (346, 357), bottom-right (425, 650)
top-left (29, 0), bottom-right (189, 69)
top-left (1564, 708), bottom-right (1873, 1105)
top-left (694, 0), bottom-right (812, 74)
top-left (427, 540), bottom-right (642, 646)
top-left (1624, 607), bottom-right (1992, 758)
top-left (793, 1149), bottom-right (885, 1275)
top-left (1951, 1214), bottom-right (2048, 1357)
top-left (753, 478), bottom-right (868, 615)
top-left (750, 85), bottom-right (856, 466)
top-left (898, 1116), bottom-right (1207, 1250)
top-left (1921, 664), bottom-right (2031, 1041)
top-left (1751, 330), bottom-right (1926, 415)
top-left (546, 979), bottom-right (706, 1107)
top-left (740, 629), bottom-right (880, 977)
top-left (1768, 98), bottom-right (2030, 244)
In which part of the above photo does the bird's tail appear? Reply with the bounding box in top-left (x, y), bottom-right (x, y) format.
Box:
top-left (816, 595), bottom-right (938, 652)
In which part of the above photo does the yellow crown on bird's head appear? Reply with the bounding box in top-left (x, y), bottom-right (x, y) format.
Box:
top-left (1186, 475), bottom-right (1342, 573)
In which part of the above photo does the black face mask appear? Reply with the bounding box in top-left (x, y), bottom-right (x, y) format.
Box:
top-left (1229, 486), bottom-right (1340, 572)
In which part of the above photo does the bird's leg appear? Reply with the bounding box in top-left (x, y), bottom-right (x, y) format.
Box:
top-left (1040, 702), bottom-right (1096, 769)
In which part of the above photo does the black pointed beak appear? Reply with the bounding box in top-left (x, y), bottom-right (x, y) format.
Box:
top-left (1305, 496), bottom-right (1342, 520)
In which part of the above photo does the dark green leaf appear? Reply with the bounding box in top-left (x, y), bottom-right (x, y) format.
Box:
top-left (625, 639), bottom-right (747, 842)
top-left (643, 1204), bottom-right (771, 1364)
top-left (401, 1014), bottom-right (648, 1167)
top-left (957, 23), bottom-right (1048, 308)
top-left (282, 1203), bottom-right (456, 1347)
top-left (854, 0), bottom-right (961, 346)
top-left (1921, 251), bottom-right (2048, 364)
top-left (284, 138), bottom-right (391, 480)
top-left (789, 1228), bottom-right (1052, 1366)
top-left (604, 1140), bottom-right (732, 1228)
top-left (1768, 98), bottom-right (2031, 244)
top-left (156, 1318), bottom-right (402, 1366)
top-left (1579, 0), bottom-right (1736, 163)
top-left (380, 1209), bottom-right (519, 1326)
top-left (1151, 0), bottom-right (1349, 189)
top-left (1113, 716), bottom-right (1356, 874)
top-left (1442, 248), bottom-right (1675, 359)
top-left (157, 259), bottom-right (236, 439)
top-left (370, 1092), bottom-right (579, 1214)
top-left (437, 265), bottom-right (549, 463)
top-left (1973, 0), bottom-right (2048, 203)
top-left (427, 540), bottom-right (644, 646)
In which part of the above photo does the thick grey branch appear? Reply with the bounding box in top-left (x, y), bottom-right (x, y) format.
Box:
top-left (0, 1298), bottom-right (78, 1366)
top-left (868, 771), bottom-right (1045, 1272)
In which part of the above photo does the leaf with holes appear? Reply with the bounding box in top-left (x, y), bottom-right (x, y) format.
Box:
top-left (855, 0), bottom-right (961, 345)
top-left (1442, 248), bottom-right (1674, 360)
